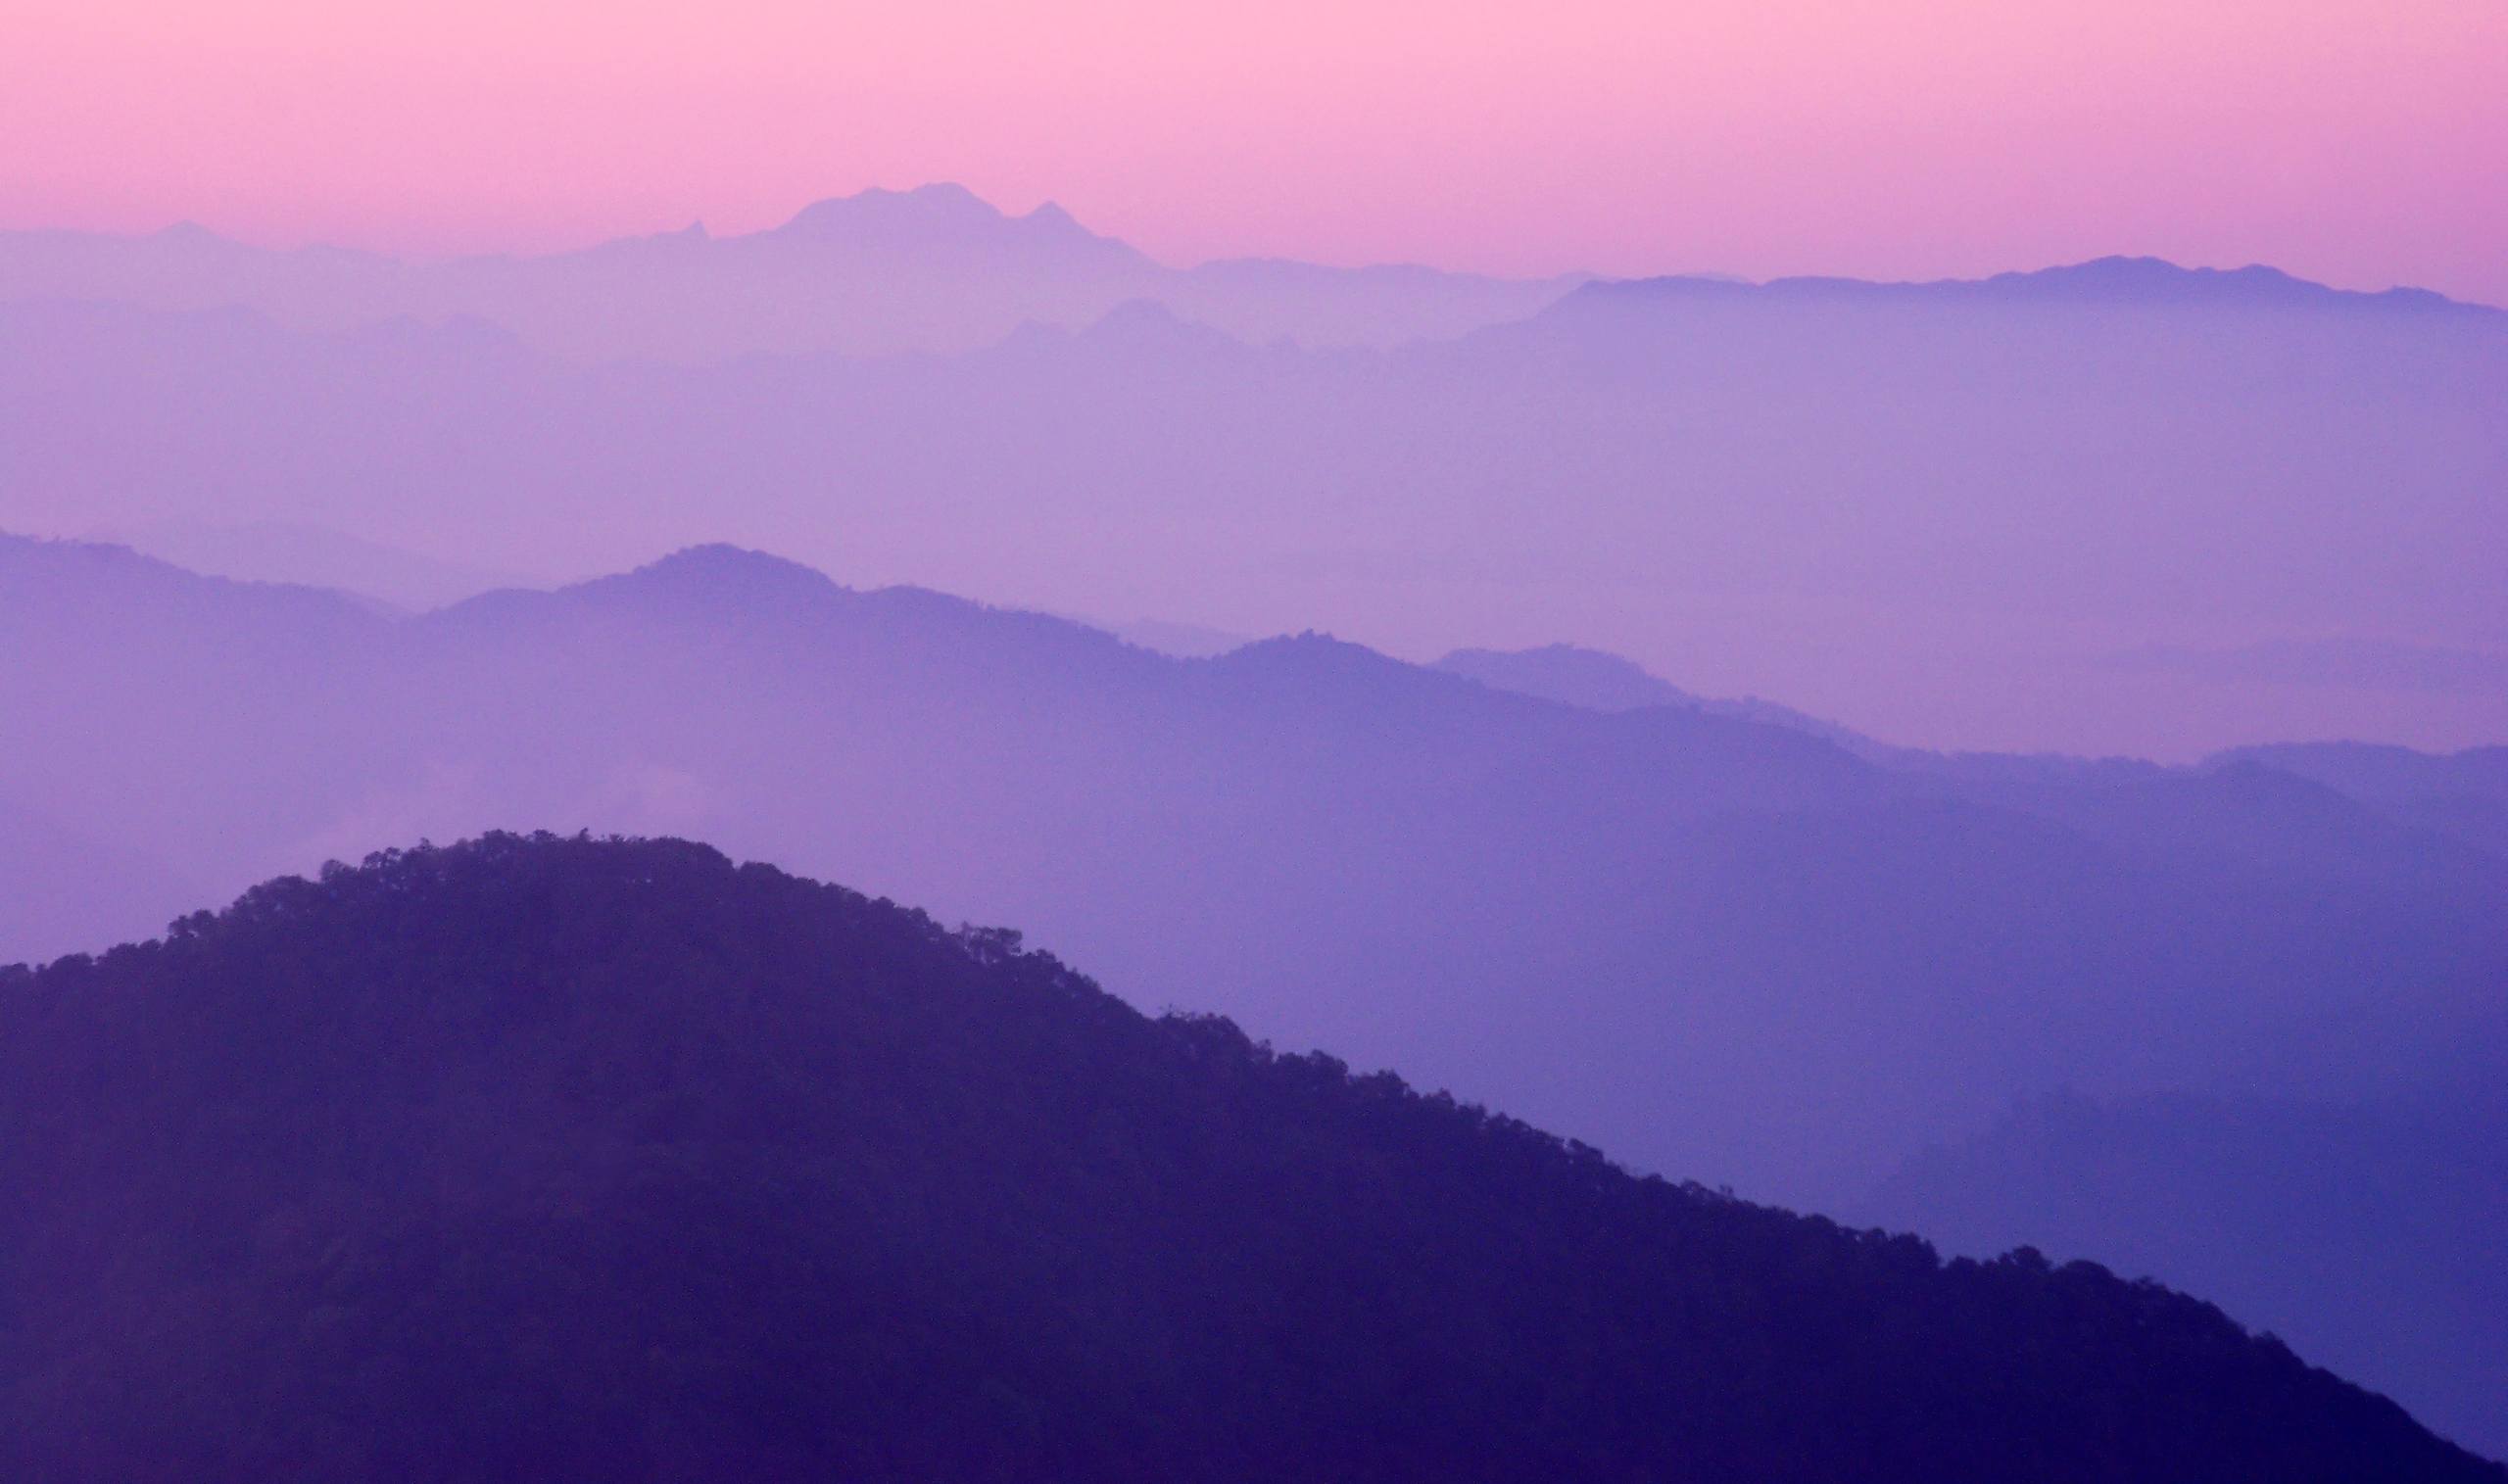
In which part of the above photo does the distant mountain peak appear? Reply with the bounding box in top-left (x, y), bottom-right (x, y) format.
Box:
top-left (593, 544), bottom-right (847, 605)
top-left (1570, 256), bottom-right (2491, 316)
top-left (638, 542), bottom-right (830, 580)
top-left (760, 184), bottom-right (1151, 273)
top-left (1226, 629), bottom-right (1377, 661)
top-left (776, 182), bottom-right (1007, 236)
top-left (2017, 255), bottom-right (2276, 290)
top-left (1210, 630), bottom-right (1466, 698)
top-left (1974, 256), bottom-right (2467, 311)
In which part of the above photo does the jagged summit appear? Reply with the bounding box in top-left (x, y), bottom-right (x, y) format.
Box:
top-left (765, 184), bottom-right (1134, 259)
top-left (778, 181), bottom-right (1003, 234)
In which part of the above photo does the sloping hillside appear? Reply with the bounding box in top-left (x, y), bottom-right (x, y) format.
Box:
top-left (0, 833), bottom-right (2492, 1483)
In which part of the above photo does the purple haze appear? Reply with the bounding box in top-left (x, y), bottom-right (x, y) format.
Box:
top-left (1, 193), bottom-right (2504, 1456)
top-left (2, 198), bottom-right (2499, 757)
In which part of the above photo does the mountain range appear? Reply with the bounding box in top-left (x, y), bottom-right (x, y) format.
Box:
top-left (6, 186), bottom-right (2504, 1442)
top-left (0, 832), bottom-right (2494, 1482)
top-left (3, 531), bottom-right (2502, 1451)
top-left (0, 183), bottom-right (1587, 359)
top-left (4, 222), bottom-right (2498, 757)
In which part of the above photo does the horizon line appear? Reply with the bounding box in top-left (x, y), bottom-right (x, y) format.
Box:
top-left (8, 180), bottom-right (2498, 312)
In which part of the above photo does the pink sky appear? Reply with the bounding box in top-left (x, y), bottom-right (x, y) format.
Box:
top-left (3, 0), bottom-right (2502, 301)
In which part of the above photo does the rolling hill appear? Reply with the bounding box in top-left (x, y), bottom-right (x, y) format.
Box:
top-left (0, 832), bottom-right (2493, 1482)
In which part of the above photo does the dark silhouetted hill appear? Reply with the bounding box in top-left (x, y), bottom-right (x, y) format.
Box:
top-left (0, 833), bottom-right (2495, 1483)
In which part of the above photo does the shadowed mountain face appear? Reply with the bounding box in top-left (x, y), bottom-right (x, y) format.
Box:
top-left (0, 184), bottom-right (1584, 359)
top-left (0, 832), bottom-right (2494, 1483)
top-left (2, 251), bottom-right (2498, 756)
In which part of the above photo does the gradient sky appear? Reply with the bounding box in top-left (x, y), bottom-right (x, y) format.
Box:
top-left (2, 0), bottom-right (2502, 301)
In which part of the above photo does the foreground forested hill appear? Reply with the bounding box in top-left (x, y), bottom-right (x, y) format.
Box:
top-left (0, 834), bottom-right (2491, 1482)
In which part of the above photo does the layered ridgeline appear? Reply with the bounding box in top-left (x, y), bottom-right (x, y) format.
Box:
top-left (0, 834), bottom-right (2493, 1483)
top-left (5, 533), bottom-right (2499, 1205)
top-left (4, 534), bottom-right (2505, 1452)
top-left (0, 183), bottom-right (1585, 359)
top-left (5, 247), bottom-right (2501, 756)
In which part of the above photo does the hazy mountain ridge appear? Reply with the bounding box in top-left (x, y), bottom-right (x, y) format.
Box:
top-left (98, 519), bottom-right (538, 611)
top-left (0, 184), bottom-right (1586, 359)
top-left (1568, 255), bottom-right (2503, 317)
top-left (1441, 644), bottom-right (2508, 864)
top-left (5, 251), bottom-right (2496, 756)
top-left (2207, 742), bottom-right (2508, 859)
top-left (4, 533), bottom-right (2496, 1155)
top-left (13, 0), bottom-right (2496, 1465)
top-left (0, 832), bottom-right (2493, 1481)
top-left (1435, 644), bottom-right (1879, 752)
top-left (5, 533), bottom-right (2502, 1446)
